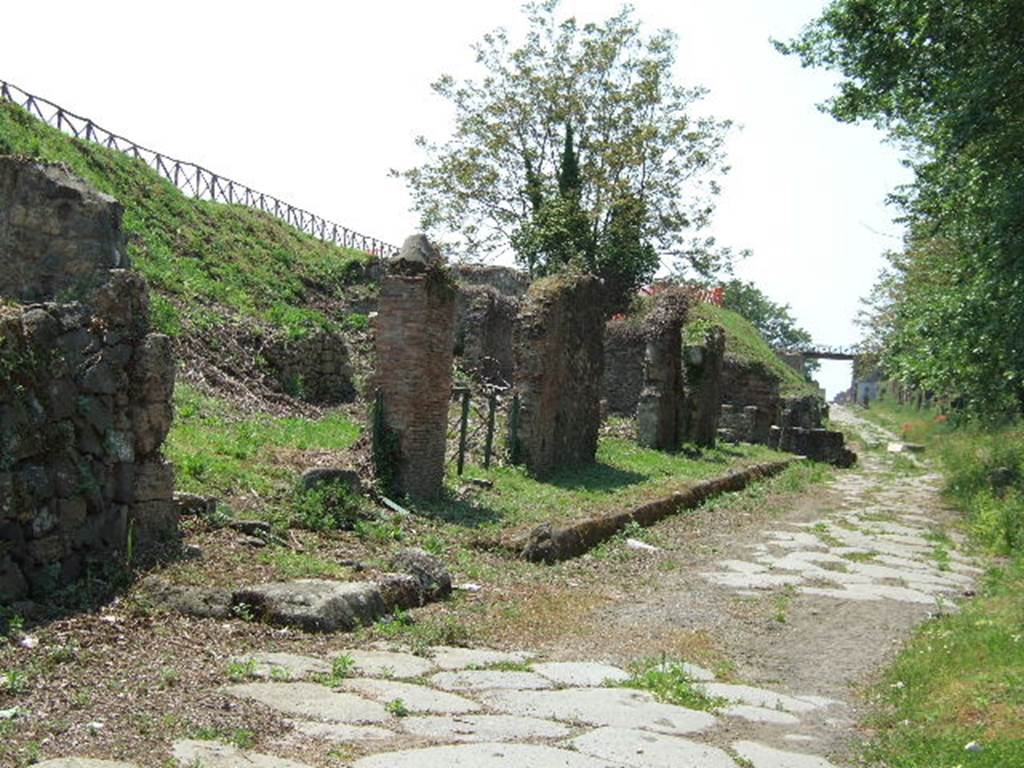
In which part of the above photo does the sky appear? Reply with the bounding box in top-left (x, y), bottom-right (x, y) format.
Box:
top-left (2, 1), bottom-right (910, 398)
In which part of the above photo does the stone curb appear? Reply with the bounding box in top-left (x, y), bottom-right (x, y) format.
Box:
top-left (512, 459), bottom-right (796, 563)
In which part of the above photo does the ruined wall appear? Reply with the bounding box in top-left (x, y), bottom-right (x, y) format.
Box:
top-left (454, 286), bottom-right (517, 386)
top-left (373, 236), bottom-right (456, 499)
top-left (637, 289), bottom-right (688, 450)
top-left (453, 264), bottom-right (529, 299)
top-left (1, 159), bottom-right (177, 603)
top-left (771, 426), bottom-right (856, 468)
top-left (264, 329), bottom-right (356, 404)
top-left (719, 404), bottom-right (773, 445)
top-left (0, 157), bottom-right (129, 302)
top-left (778, 395), bottom-right (827, 430)
top-left (512, 273), bottom-right (604, 477)
top-left (601, 319), bottom-right (645, 416)
top-left (682, 326), bottom-right (725, 448)
top-left (721, 360), bottom-right (782, 414)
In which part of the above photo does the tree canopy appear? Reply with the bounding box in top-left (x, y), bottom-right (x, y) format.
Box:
top-left (779, 0), bottom-right (1024, 417)
top-left (400, 0), bottom-right (735, 311)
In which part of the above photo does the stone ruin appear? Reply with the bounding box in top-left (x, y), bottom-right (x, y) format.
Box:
top-left (511, 273), bottom-right (604, 477)
top-left (455, 286), bottom-right (517, 386)
top-left (0, 156), bottom-right (177, 603)
top-left (682, 325), bottom-right (725, 447)
top-left (264, 329), bottom-right (356, 404)
top-left (636, 288), bottom-right (689, 451)
top-left (601, 317), bottom-right (645, 416)
top-left (372, 235), bottom-right (456, 499)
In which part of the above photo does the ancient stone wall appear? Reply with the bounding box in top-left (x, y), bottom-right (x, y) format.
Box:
top-left (373, 236), bottom-right (456, 499)
top-left (771, 427), bottom-right (856, 468)
top-left (601, 319), bottom-right (645, 416)
top-left (1, 158), bottom-right (178, 604)
top-left (454, 286), bottom-right (517, 386)
top-left (512, 273), bottom-right (604, 477)
top-left (636, 289), bottom-right (688, 450)
top-left (264, 330), bottom-right (356, 404)
top-left (719, 404), bottom-right (773, 445)
top-left (721, 360), bottom-right (782, 414)
top-left (0, 157), bottom-right (128, 302)
top-left (682, 326), bottom-right (725, 447)
top-left (453, 264), bottom-right (529, 299)
top-left (778, 395), bottom-right (827, 430)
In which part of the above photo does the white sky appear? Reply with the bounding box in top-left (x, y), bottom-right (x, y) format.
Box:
top-left (3, 1), bottom-right (910, 398)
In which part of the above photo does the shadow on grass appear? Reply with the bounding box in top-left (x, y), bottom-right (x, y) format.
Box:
top-left (404, 490), bottom-right (505, 528)
top-left (545, 461), bottom-right (647, 493)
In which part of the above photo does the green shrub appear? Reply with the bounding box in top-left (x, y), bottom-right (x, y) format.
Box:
top-left (293, 479), bottom-right (366, 531)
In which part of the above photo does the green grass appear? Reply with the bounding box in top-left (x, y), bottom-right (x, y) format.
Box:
top-left (856, 395), bottom-right (1024, 765)
top-left (0, 100), bottom-right (371, 339)
top-left (164, 384), bottom-right (361, 517)
top-left (687, 303), bottom-right (818, 398)
top-left (620, 656), bottom-right (726, 712)
top-left (410, 439), bottom-right (785, 529)
top-left (861, 560), bottom-right (1024, 767)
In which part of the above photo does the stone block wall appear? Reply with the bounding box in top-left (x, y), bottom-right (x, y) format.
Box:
top-left (601, 318), bottom-right (645, 416)
top-left (264, 329), bottom-right (356, 404)
top-left (682, 326), bottom-right (725, 448)
top-left (373, 237), bottom-right (456, 499)
top-left (0, 271), bottom-right (177, 603)
top-left (719, 404), bottom-right (773, 445)
top-left (778, 395), bottom-right (827, 430)
top-left (454, 286), bottom-right (517, 386)
top-left (721, 360), bottom-right (782, 414)
top-left (1, 157), bottom-right (179, 604)
top-left (771, 426), bottom-right (856, 468)
top-left (512, 273), bottom-right (604, 477)
top-left (0, 157), bottom-right (128, 302)
top-left (453, 264), bottom-right (530, 299)
top-left (636, 289), bottom-right (689, 450)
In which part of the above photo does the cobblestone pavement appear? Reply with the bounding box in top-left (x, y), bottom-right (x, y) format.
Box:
top-left (40, 408), bottom-right (976, 767)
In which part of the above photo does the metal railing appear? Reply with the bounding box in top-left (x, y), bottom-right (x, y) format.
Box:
top-left (777, 344), bottom-right (862, 359)
top-left (0, 78), bottom-right (398, 258)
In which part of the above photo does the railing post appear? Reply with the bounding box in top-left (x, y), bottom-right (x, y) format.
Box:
top-left (483, 391), bottom-right (497, 469)
top-left (457, 388), bottom-right (471, 476)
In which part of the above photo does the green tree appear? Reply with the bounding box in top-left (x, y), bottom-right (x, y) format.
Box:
top-left (400, 0), bottom-right (734, 309)
top-left (779, 0), bottom-right (1024, 417)
top-left (722, 280), bottom-right (819, 375)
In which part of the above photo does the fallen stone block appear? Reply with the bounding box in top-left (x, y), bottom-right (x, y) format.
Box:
top-left (232, 579), bottom-right (391, 633)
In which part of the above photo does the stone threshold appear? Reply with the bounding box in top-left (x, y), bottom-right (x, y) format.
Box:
top-left (506, 459), bottom-right (796, 564)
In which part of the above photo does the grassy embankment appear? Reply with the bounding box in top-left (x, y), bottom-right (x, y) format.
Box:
top-left (857, 395), bottom-right (1024, 767)
top-left (1, 97), bottom-right (798, 562)
top-left (688, 302), bottom-right (819, 398)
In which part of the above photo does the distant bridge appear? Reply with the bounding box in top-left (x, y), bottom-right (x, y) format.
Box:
top-left (777, 345), bottom-right (862, 362)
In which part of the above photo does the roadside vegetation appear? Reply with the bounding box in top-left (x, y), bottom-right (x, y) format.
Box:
top-left (0, 100), bottom-right (372, 342)
top-left (856, 395), bottom-right (1024, 767)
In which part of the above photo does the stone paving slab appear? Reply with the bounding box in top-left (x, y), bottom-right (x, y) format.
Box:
top-left (233, 652), bottom-right (331, 680)
top-left (428, 646), bottom-right (534, 670)
top-left (733, 740), bottom-right (839, 768)
top-left (701, 683), bottom-right (831, 714)
top-left (351, 742), bottom-right (616, 767)
top-left (431, 669), bottom-right (554, 691)
top-left (400, 713), bottom-right (571, 742)
top-left (224, 681), bottom-right (390, 723)
top-left (288, 720), bottom-right (396, 742)
top-left (477, 687), bottom-right (717, 735)
top-left (531, 661), bottom-right (630, 687)
top-left (339, 649), bottom-right (436, 678)
top-left (35, 761), bottom-right (138, 768)
top-left (172, 739), bottom-right (313, 768)
top-left (341, 678), bottom-right (481, 714)
top-left (722, 703), bottom-right (803, 725)
top-left (572, 726), bottom-right (739, 768)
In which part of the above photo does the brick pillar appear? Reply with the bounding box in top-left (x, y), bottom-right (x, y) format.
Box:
top-left (682, 325), bottom-right (725, 447)
top-left (511, 273), bottom-right (604, 477)
top-left (636, 289), bottom-right (688, 450)
top-left (373, 236), bottom-right (456, 499)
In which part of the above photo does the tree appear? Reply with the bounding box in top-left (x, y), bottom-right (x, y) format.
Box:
top-left (722, 280), bottom-right (820, 375)
top-left (778, 0), bottom-right (1024, 417)
top-left (400, 1), bottom-right (734, 309)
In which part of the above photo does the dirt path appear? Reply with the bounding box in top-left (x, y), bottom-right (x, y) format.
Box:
top-left (42, 407), bottom-right (978, 768)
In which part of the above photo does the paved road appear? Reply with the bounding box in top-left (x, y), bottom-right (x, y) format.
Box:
top-left (42, 408), bottom-right (976, 768)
